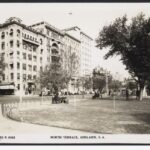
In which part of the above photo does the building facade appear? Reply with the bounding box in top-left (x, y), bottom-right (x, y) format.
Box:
top-left (0, 17), bottom-right (46, 95)
top-left (0, 17), bottom-right (94, 95)
top-left (63, 33), bottom-right (81, 93)
top-left (63, 26), bottom-right (93, 77)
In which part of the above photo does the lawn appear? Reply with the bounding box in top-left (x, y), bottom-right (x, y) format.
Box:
top-left (14, 98), bottom-right (150, 134)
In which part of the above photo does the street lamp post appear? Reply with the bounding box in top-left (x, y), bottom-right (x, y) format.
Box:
top-left (113, 72), bottom-right (118, 112)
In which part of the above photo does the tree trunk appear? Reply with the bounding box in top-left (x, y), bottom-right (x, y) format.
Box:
top-left (139, 86), bottom-right (144, 101)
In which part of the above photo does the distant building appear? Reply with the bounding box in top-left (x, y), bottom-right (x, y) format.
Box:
top-left (63, 26), bottom-right (93, 77)
top-left (63, 32), bottom-right (81, 93)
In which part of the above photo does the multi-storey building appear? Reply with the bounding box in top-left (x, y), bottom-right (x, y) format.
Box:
top-left (63, 26), bottom-right (93, 77)
top-left (63, 33), bottom-right (81, 93)
top-left (30, 21), bottom-right (64, 66)
top-left (0, 17), bottom-right (94, 95)
top-left (0, 17), bottom-right (46, 94)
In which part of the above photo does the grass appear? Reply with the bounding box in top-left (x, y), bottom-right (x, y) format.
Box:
top-left (12, 97), bottom-right (150, 134)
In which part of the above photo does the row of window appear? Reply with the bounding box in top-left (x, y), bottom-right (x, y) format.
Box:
top-left (22, 33), bottom-right (43, 45)
top-left (9, 52), bottom-right (42, 63)
top-left (10, 63), bottom-right (37, 72)
top-left (22, 53), bottom-right (37, 61)
top-left (1, 29), bottom-right (21, 39)
top-left (1, 40), bottom-right (20, 49)
top-left (10, 73), bottom-right (37, 81)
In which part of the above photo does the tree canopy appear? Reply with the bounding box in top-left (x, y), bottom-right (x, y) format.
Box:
top-left (96, 13), bottom-right (150, 100)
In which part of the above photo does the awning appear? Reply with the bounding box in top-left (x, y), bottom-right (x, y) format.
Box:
top-left (0, 83), bottom-right (15, 89)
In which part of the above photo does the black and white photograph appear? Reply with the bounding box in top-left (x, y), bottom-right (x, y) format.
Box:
top-left (0, 2), bottom-right (150, 144)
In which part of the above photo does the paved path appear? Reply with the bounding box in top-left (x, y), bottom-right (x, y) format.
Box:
top-left (0, 116), bottom-right (89, 134)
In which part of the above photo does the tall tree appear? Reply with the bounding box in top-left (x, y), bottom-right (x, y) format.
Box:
top-left (96, 13), bottom-right (150, 100)
top-left (37, 61), bottom-right (70, 93)
top-left (62, 46), bottom-right (80, 91)
top-left (92, 67), bottom-right (107, 93)
top-left (79, 76), bottom-right (93, 92)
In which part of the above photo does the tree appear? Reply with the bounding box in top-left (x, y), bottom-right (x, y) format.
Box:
top-left (37, 62), bottom-right (70, 93)
top-left (125, 79), bottom-right (137, 91)
top-left (108, 79), bottom-right (122, 92)
top-left (0, 54), bottom-right (5, 82)
top-left (79, 76), bottom-right (93, 92)
top-left (92, 67), bottom-right (107, 93)
top-left (62, 46), bottom-right (80, 92)
top-left (37, 46), bottom-right (79, 93)
top-left (96, 13), bottom-right (150, 100)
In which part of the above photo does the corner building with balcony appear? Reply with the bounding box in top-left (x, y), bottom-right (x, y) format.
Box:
top-left (0, 17), bottom-right (46, 95)
top-left (0, 17), bottom-right (93, 95)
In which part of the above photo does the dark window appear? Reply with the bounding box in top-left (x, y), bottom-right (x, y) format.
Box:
top-left (40, 66), bottom-right (43, 72)
top-left (33, 56), bottom-right (37, 62)
top-left (40, 57), bottom-right (42, 63)
top-left (10, 64), bottom-right (13, 69)
top-left (23, 74), bottom-right (26, 81)
top-left (33, 46), bottom-right (37, 52)
top-left (10, 73), bottom-right (13, 80)
top-left (40, 49), bottom-right (43, 54)
top-left (17, 62), bottom-right (20, 69)
top-left (17, 51), bottom-right (20, 55)
top-left (17, 40), bottom-right (20, 47)
top-left (17, 29), bottom-right (20, 37)
top-left (23, 64), bottom-right (26, 70)
top-left (28, 74), bottom-right (32, 80)
top-left (10, 40), bottom-right (13, 48)
top-left (23, 53), bottom-right (26, 59)
top-left (10, 29), bottom-right (13, 36)
top-left (28, 54), bottom-right (32, 61)
top-left (1, 32), bottom-right (5, 39)
top-left (33, 65), bottom-right (37, 72)
top-left (17, 73), bottom-right (20, 80)
top-left (18, 84), bottom-right (20, 90)
top-left (28, 65), bottom-right (32, 71)
top-left (1, 42), bottom-right (5, 50)
top-left (33, 75), bottom-right (36, 80)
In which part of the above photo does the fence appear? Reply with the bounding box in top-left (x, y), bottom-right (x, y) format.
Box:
top-left (0, 94), bottom-right (92, 119)
top-left (0, 100), bottom-right (50, 119)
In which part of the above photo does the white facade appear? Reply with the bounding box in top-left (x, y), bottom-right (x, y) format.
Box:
top-left (63, 26), bottom-right (93, 77)
top-left (0, 17), bottom-right (46, 94)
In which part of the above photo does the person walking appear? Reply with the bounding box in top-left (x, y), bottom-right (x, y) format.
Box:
top-left (136, 89), bottom-right (140, 100)
top-left (126, 88), bottom-right (129, 100)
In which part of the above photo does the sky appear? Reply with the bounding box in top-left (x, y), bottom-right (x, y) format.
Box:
top-left (0, 3), bottom-right (150, 80)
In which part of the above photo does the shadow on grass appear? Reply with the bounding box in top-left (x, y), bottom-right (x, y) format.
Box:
top-left (132, 113), bottom-right (150, 124)
top-left (123, 113), bottom-right (150, 134)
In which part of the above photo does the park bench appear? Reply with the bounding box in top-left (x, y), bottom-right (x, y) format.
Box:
top-left (52, 96), bottom-right (69, 104)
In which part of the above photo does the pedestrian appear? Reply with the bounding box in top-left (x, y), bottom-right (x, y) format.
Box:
top-left (136, 89), bottom-right (140, 100)
top-left (99, 90), bottom-right (102, 99)
top-left (109, 89), bottom-right (112, 96)
top-left (126, 88), bottom-right (129, 100)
